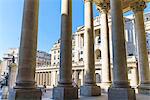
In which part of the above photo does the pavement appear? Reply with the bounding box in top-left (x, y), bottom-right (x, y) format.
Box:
top-left (0, 88), bottom-right (149, 100)
top-left (42, 89), bottom-right (150, 100)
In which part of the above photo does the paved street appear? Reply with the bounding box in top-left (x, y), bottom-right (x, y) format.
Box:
top-left (0, 88), bottom-right (149, 100)
top-left (42, 89), bottom-right (150, 100)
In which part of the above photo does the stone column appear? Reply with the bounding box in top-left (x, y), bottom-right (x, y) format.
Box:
top-left (35, 73), bottom-right (37, 83)
top-left (9, 0), bottom-right (42, 100)
top-left (131, 1), bottom-right (150, 94)
top-left (80, 0), bottom-right (101, 96)
top-left (37, 73), bottom-right (40, 85)
top-left (97, 2), bottom-right (111, 90)
top-left (52, 0), bottom-right (78, 99)
top-left (131, 66), bottom-right (139, 88)
top-left (74, 70), bottom-right (79, 86)
top-left (49, 72), bottom-right (51, 86)
top-left (8, 63), bottom-right (17, 89)
top-left (51, 71), bottom-right (56, 86)
top-left (41, 72), bottom-right (44, 85)
top-left (108, 0), bottom-right (135, 100)
top-left (80, 70), bottom-right (84, 86)
top-left (39, 72), bottom-right (42, 85)
top-left (46, 72), bottom-right (48, 86)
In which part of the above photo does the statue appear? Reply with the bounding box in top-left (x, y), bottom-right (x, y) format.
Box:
top-left (12, 56), bottom-right (15, 63)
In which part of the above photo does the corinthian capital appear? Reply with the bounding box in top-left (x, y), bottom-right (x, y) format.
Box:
top-left (84, 0), bottom-right (93, 3)
top-left (96, 2), bottom-right (110, 13)
top-left (130, 1), bottom-right (146, 12)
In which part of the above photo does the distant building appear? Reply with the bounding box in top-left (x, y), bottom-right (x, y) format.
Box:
top-left (50, 35), bottom-right (76, 67)
top-left (1, 48), bottom-right (51, 76)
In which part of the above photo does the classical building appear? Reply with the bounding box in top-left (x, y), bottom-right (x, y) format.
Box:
top-left (35, 12), bottom-right (150, 89)
top-left (9, 0), bottom-right (150, 100)
top-left (1, 48), bottom-right (51, 76)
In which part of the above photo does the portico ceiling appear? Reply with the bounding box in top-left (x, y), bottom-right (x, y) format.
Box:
top-left (93, 0), bottom-right (150, 12)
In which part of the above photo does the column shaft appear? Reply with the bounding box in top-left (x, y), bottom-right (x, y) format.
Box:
top-left (9, 0), bottom-right (41, 99)
top-left (15, 0), bottom-right (39, 88)
top-left (59, 0), bottom-right (72, 85)
top-left (131, 1), bottom-right (150, 94)
top-left (74, 70), bottom-right (79, 85)
top-left (53, 0), bottom-right (78, 99)
top-left (108, 0), bottom-right (135, 100)
top-left (98, 3), bottom-right (111, 84)
top-left (110, 0), bottom-right (128, 87)
top-left (84, 0), bottom-right (95, 85)
top-left (80, 0), bottom-right (101, 96)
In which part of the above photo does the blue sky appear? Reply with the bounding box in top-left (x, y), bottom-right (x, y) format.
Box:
top-left (0, 0), bottom-right (149, 60)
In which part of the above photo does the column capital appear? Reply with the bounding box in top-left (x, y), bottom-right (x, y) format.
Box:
top-left (130, 1), bottom-right (146, 12)
top-left (84, 0), bottom-right (93, 3)
top-left (96, 2), bottom-right (110, 14)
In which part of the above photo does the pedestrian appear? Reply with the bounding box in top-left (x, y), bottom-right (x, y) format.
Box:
top-left (43, 82), bottom-right (46, 93)
top-left (72, 78), bottom-right (78, 88)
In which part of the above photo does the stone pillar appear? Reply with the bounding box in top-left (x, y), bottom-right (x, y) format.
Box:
top-left (55, 71), bottom-right (58, 86)
top-left (46, 72), bottom-right (48, 86)
top-left (8, 63), bottom-right (17, 89)
top-left (74, 70), bottom-right (79, 86)
top-left (131, 1), bottom-right (150, 94)
top-left (108, 0), bottom-right (135, 100)
top-left (41, 72), bottom-right (44, 85)
top-left (9, 0), bottom-right (42, 100)
top-left (39, 72), bottom-right (42, 85)
top-left (131, 67), bottom-right (139, 88)
top-left (51, 71), bottom-right (56, 86)
top-left (80, 0), bottom-right (101, 96)
top-left (35, 73), bottom-right (37, 83)
top-left (52, 0), bottom-right (78, 99)
top-left (49, 72), bottom-right (51, 86)
top-left (37, 73), bottom-right (40, 85)
top-left (97, 2), bottom-right (111, 90)
top-left (80, 70), bottom-right (84, 86)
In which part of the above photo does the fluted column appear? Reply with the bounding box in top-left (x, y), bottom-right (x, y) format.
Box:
top-left (80, 0), bottom-right (101, 96)
top-left (131, 1), bottom-right (150, 94)
top-left (53, 0), bottom-right (78, 99)
top-left (97, 2), bottom-right (111, 90)
top-left (108, 0), bottom-right (135, 100)
top-left (9, 0), bottom-right (42, 100)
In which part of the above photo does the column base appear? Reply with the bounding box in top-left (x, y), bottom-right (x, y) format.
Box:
top-left (80, 85), bottom-right (101, 96)
top-left (52, 86), bottom-right (78, 100)
top-left (138, 83), bottom-right (150, 95)
top-left (101, 82), bottom-right (111, 93)
top-left (9, 88), bottom-right (42, 100)
top-left (108, 87), bottom-right (136, 100)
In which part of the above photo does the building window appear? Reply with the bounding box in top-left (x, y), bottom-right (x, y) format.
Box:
top-left (81, 51), bottom-right (83, 54)
top-left (98, 37), bottom-right (101, 43)
top-left (79, 58), bottom-right (83, 61)
top-left (128, 54), bottom-right (133, 56)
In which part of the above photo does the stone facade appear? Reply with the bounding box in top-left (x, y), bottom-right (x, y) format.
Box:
top-left (34, 12), bottom-right (150, 88)
top-left (1, 48), bottom-right (50, 76)
top-left (1, 0), bottom-right (149, 99)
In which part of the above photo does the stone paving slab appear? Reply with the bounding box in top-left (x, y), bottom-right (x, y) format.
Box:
top-left (0, 89), bottom-right (149, 100)
top-left (42, 89), bottom-right (150, 100)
